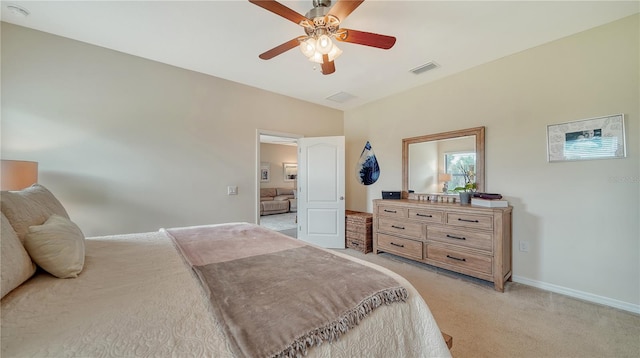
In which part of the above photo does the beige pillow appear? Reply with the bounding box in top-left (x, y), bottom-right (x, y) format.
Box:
top-left (1, 184), bottom-right (70, 244)
top-left (1, 212), bottom-right (36, 298)
top-left (276, 188), bottom-right (294, 196)
top-left (23, 214), bottom-right (85, 279)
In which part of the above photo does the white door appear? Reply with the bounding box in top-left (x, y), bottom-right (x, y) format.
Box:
top-left (297, 136), bottom-right (345, 248)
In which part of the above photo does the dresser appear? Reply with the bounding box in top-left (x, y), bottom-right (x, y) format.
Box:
top-left (373, 199), bottom-right (512, 292)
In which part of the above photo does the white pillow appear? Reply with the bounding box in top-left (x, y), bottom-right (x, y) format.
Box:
top-left (1, 212), bottom-right (36, 298)
top-left (1, 184), bottom-right (70, 244)
top-left (23, 214), bottom-right (85, 279)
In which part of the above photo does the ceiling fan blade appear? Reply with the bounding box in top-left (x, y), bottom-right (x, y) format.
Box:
top-left (327, 0), bottom-right (364, 22)
top-left (321, 54), bottom-right (336, 75)
top-left (249, 0), bottom-right (309, 25)
top-left (259, 38), bottom-right (301, 60)
top-left (335, 28), bottom-right (396, 49)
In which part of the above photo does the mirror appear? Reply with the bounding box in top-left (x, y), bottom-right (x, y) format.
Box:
top-left (402, 127), bottom-right (485, 197)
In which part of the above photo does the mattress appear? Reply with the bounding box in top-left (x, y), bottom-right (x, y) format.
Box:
top-left (1, 227), bottom-right (451, 357)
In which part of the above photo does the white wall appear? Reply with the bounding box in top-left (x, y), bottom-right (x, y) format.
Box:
top-left (1, 23), bottom-right (343, 236)
top-left (344, 15), bottom-right (639, 309)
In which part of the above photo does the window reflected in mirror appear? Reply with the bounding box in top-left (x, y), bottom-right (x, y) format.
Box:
top-left (403, 127), bottom-right (485, 197)
top-left (445, 151), bottom-right (476, 191)
top-left (408, 136), bottom-right (475, 193)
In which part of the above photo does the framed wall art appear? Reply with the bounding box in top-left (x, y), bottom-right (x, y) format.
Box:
top-left (260, 162), bottom-right (270, 182)
top-left (547, 114), bottom-right (626, 162)
top-left (283, 163), bottom-right (297, 182)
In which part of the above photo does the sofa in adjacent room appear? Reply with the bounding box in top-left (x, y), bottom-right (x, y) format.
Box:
top-left (260, 188), bottom-right (296, 216)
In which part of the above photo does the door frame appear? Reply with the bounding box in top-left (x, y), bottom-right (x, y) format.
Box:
top-left (256, 129), bottom-right (303, 224)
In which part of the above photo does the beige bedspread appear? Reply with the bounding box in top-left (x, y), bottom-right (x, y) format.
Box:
top-left (167, 223), bottom-right (409, 358)
top-left (1, 224), bottom-right (451, 358)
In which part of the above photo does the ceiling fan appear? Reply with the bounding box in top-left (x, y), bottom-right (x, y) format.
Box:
top-left (249, 0), bottom-right (396, 75)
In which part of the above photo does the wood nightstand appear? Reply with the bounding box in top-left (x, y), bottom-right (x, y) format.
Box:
top-left (345, 210), bottom-right (373, 253)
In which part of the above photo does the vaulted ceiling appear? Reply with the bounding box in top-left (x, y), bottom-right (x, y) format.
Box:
top-left (2, 1), bottom-right (638, 110)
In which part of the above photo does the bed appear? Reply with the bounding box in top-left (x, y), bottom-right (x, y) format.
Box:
top-left (1, 184), bottom-right (451, 357)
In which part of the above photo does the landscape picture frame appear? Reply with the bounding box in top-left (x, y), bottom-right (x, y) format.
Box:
top-left (283, 163), bottom-right (297, 182)
top-left (547, 114), bottom-right (626, 162)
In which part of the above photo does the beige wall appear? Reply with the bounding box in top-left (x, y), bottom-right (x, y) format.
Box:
top-left (408, 141), bottom-right (439, 193)
top-left (1, 23), bottom-right (342, 236)
top-left (260, 143), bottom-right (297, 189)
top-left (345, 15), bottom-right (639, 309)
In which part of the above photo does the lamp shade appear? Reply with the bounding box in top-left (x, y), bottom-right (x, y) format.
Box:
top-left (438, 173), bottom-right (452, 182)
top-left (299, 38), bottom-right (316, 58)
top-left (316, 35), bottom-right (333, 54)
top-left (308, 51), bottom-right (324, 64)
top-left (1, 160), bottom-right (38, 190)
top-left (327, 44), bottom-right (342, 62)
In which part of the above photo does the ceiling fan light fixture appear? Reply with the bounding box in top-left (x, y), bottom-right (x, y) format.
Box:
top-left (300, 38), bottom-right (316, 57)
top-left (308, 51), bottom-right (324, 64)
top-left (250, 0), bottom-right (395, 75)
top-left (316, 34), bottom-right (333, 54)
top-left (300, 35), bottom-right (342, 64)
top-left (327, 44), bottom-right (342, 62)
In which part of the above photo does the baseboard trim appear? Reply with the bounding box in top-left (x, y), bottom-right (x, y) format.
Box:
top-left (512, 275), bottom-right (640, 315)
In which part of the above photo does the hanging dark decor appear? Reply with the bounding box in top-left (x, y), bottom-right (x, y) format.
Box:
top-left (356, 141), bottom-right (380, 185)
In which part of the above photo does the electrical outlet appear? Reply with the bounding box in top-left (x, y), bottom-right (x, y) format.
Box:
top-left (519, 241), bottom-right (530, 252)
top-left (227, 186), bottom-right (238, 195)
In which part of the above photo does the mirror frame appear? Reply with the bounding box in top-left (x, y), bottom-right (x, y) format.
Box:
top-left (402, 126), bottom-right (485, 198)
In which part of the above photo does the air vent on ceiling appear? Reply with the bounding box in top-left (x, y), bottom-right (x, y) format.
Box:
top-left (6, 4), bottom-right (30, 17)
top-left (326, 91), bottom-right (357, 103)
top-left (410, 61), bottom-right (439, 75)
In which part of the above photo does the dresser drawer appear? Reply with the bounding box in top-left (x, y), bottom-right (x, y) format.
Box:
top-left (427, 245), bottom-right (492, 275)
top-left (408, 208), bottom-right (443, 224)
top-left (446, 212), bottom-right (493, 230)
top-left (378, 217), bottom-right (423, 239)
top-left (377, 233), bottom-right (423, 260)
top-left (377, 205), bottom-right (407, 218)
top-left (427, 227), bottom-right (493, 252)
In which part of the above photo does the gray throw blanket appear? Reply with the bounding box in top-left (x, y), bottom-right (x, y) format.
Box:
top-left (165, 223), bottom-right (408, 358)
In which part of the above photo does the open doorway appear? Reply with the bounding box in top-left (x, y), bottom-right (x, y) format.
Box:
top-left (257, 130), bottom-right (301, 237)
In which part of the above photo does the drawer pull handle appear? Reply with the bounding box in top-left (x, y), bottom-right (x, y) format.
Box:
top-left (458, 218), bottom-right (479, 223)
top-left (390, 242), bottom-right (405, 248)
top-left (391, 225), bottom-right (405, 230)
top-left (416, 213), bottom-right (433, 218)
top-left (446, 234), bottom-right (466, 240)
top-left (350, 241), bottom-right (360, 246)
top-left (384, 209), bottom-right (397, 213)
top-left (446, 255), bottom-right (466, 262)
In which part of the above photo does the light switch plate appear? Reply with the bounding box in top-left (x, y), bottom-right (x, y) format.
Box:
top-left (227, 186), bottom-right (238, 195)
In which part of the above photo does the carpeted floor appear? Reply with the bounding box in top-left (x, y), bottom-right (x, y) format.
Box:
top-left (257, 221), bottom-right (639, 357)
top-left (259, 212), bottom-right (297, 231)
top-left (338, 249), bottom-right (640, 358)
top-left (277, 228), bottom-right (297, 238)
